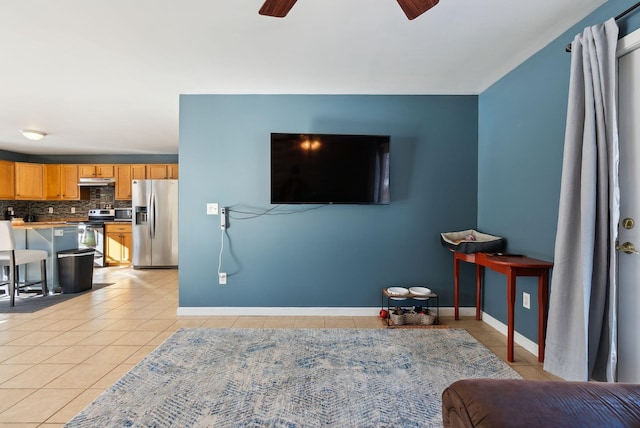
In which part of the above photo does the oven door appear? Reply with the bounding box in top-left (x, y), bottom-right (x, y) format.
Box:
top-left (78, 223), bottom-right (105, 267)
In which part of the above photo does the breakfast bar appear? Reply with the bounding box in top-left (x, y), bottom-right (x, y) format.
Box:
top-left (10, 222), bottom-right (79, 290)
top-left (452, 251), bottom-right (553, 362)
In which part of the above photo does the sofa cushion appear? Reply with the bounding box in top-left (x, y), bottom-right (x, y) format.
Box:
top-left (442, 379), bottom-right (640, 428)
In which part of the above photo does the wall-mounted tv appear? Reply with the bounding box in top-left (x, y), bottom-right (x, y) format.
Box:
top-left (270, 133), bottom-right (390, 204)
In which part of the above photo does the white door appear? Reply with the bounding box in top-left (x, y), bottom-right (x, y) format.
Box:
top-left (617, 29), bottom-right (640, 383)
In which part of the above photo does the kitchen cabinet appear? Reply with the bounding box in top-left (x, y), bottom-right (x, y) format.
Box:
top-left (0, 160), bottom-right (15, 199)
top-left (115, 164), bottom-right (146, 200)
top-left (147, 164), bottom-right (179, 179)
top-left (79, 164), bottom-right (115, 178)
top-left (168, 164), bottom-right (179, 179)
top-left (105, 223), bottom-right (132, 265)
top-left (15, 162), bottom-right (44, 200)
top-left (45, 164), bottom-right (87, 200)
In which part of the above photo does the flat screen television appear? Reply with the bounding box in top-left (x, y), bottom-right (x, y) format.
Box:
top-left (270, 133), bottom-right (390, 204)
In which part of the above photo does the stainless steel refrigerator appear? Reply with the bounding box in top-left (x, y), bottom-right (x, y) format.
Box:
top-left (132, 179), bottom-right (178, 268)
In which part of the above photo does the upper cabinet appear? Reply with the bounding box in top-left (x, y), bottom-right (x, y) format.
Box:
top-left (115, 164), bottom-right (146, 200)
top-left (1, 161), bottom-right (177, 201)
top-left (45, 164), bottom-right (86, 200)
top-left (147, 164), bottom-right (179, 179)
top-left (169, 164), bottom-right (179, 179)
top-left (15, 162), bottom-right (43, 200)
top-left (79, 164), bottom-right (115, 178)
top-left (0, 160), bottom-right (15, 200)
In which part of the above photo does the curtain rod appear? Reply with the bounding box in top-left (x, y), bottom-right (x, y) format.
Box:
top-left (565, 1), bottom-right (640, 52)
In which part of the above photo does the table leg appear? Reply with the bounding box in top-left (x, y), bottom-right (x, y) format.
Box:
top-left (454, 256), bottom-right (460, 320)
top-left (507, 270), bottom-right (516, 362)
top-left (538, 270), bottom-right (549, 362)
top-left (475, 264), bottom-right (483, 320)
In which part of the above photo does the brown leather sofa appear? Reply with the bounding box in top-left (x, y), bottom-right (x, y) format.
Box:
top-left (442, 379), bottom-right (640, 428)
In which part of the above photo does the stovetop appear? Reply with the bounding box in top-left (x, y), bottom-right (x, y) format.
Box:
top-left (88, 208), bottom-right (115, 222)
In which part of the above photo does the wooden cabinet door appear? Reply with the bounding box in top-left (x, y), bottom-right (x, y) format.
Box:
top-left (131, 164), bottom-right (146, 179)
top-left (115, 165), bottom-right (132, 200)
top-left (116, 164), bottom-right (146, 200)
top-left (147, 164), bottom-right (178, 179)
top-left (78, 165), bottom-right (96, 177)
top-left (147, 164), bottom-right (168, 179)
top-left (0, 160), bottom-right (15, 199)
top-left (168, 164), bottom-right (179, 179)
top-left (60, 164), bottom-right (80, 199)
top-left (44, 164), bottom-right (80, 200)
top-left (121, 232), bottom-right (132, 264)
top-left (15, 162), bottom-right (43, 200)
top-left (44, 164), bottom-right (61, 199)
top-left (78, 164), bottom-right (114, 178)
top-left (105, 232), bottom-right (120, 265)
top-left (105, 224), bottom-right (132, 265)
top-left (95, 164), bottom-right (114, 178)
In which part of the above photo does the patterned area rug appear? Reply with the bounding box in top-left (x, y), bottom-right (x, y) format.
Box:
top-left (66, 328), bottom-right (521, 427)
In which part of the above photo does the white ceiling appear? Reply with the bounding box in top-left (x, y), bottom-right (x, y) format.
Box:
top-left (0, 0), bottom-right (605, 156)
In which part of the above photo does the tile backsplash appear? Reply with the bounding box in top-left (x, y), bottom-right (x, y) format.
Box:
top-left (0, 187), bottom-right (131, 221)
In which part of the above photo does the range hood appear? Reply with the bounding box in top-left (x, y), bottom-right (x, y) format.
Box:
top-left (78, 177), bottom-right (116, 187)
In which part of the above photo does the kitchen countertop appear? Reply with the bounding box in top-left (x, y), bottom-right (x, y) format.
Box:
top-left (10, 220), bottom-right (132, 229)
top-left (10, 221), bottom-right (77, 229)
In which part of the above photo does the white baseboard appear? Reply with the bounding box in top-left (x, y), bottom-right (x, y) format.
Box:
top-left (480, 312), bottom-right (540, 357)
top-left (176, 306), bottom-right (479, 317)
top-left (176, 307), bottom-right (378, 316)
top-left (176, 306), bottom-right (538, 357)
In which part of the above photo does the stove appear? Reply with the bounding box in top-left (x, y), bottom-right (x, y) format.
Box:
top-left (88, 208), bottom-right (115, 222)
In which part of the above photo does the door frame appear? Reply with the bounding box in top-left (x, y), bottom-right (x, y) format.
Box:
top-left (617, 27), bottom-right (640, 58)
top-left (616, 26), bottom-right (640, 383)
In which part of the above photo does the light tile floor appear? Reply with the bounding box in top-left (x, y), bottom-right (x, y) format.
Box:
top-left (0, 267), bottom-right (561, 427)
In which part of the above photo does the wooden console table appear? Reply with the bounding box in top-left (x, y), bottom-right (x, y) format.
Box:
top-left (452, 251), bottom-right (553, 362)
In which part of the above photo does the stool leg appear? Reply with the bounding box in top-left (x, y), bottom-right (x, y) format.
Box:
top-left (40, 260), bottom-right (48, 296)
top-left (15, 266), bottom-right (20, 297)
top-left (9, 253), bottom-right (16, 307)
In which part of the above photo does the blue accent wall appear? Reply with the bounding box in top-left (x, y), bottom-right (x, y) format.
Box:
top-left (478, 0), bottom-right (640, 341)
top-left (0, 152), bottom-right (178, 164)
top-left (179, 95), bottom-right (478, 307)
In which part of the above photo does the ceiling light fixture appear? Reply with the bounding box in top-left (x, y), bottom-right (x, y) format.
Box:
top-left (20, 129), bottom-right (47, 141)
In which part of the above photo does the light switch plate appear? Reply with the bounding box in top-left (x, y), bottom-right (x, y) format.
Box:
top-left (523, 292), bottom-right (530, 309)
top-left (54, 229), bottom-right (64, 237)
top-left (206, 203), bottom-right (219, 215)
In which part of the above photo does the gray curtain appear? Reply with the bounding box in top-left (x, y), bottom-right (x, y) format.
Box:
top-left (544, 18), bottom-right (619, 382)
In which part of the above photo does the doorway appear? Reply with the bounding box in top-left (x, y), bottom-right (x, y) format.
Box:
top-left (617, 27), bottom-right (640, 383)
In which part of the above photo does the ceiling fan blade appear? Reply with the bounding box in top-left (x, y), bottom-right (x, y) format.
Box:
top-left (259, 0), bottom-right (298, 17)
top-left (396, 0), bottom-right (439, 20)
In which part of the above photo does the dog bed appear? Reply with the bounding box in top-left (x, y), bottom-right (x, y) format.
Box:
top-left (440, 229), bottom-right (505, 254)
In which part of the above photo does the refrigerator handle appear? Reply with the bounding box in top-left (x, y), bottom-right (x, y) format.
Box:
top-left (147, 192), bottom-right (153, 240)
top-left (151, 192), bottom-right (157, 239)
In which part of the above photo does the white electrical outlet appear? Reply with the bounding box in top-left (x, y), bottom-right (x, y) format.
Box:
top-left (71, 207), bottom-right (76, 213)
top-left (54, 229), bottom-right (64, 236)
top-left (523, 292), bottom-right (531, 309)
top-left (48, 207), bottom-right (54, 214)
top-left (206, 203), bottom-right (219, 215)
top-left (219, 272), bottom-right (227, 285)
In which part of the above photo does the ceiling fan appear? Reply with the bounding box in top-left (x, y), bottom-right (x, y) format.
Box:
top-left (259, 0), bottom-right (440, 20)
